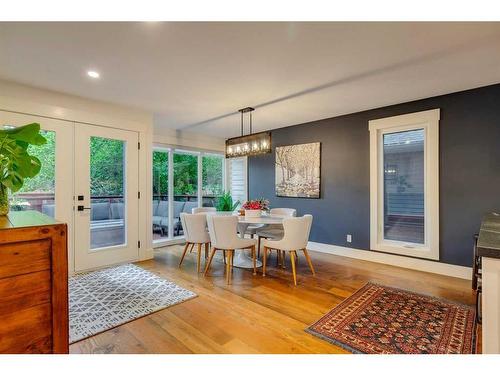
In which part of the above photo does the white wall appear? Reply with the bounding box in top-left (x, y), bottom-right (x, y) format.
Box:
top-left (153, 114), bottom-right (225, 151)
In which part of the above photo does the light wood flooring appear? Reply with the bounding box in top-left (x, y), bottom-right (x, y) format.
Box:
top-left (70, 245), bottom-right (480, 354)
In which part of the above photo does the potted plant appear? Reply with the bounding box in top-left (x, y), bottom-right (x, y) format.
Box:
top-left (215, 191), bottom-right (240, 214)
top-left (0, 123), bottom-right (47, 215)
top-left (242, 198), bottom-right (269, 218)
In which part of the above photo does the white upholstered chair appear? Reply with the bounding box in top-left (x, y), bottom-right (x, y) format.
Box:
top-left (262, 214), bottom-right (315, 286)
top-left (179, 213), bottom-right (211, 273)
top-left (205, 215), bottom-right (258, 284)
top-left (192, 207), bottom-right (216, 214)
top-left (256, 208), bottom-right (297, 259)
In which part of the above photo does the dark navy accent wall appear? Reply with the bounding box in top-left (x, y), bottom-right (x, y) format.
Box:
top-left (248, 83), bottom-right (500, 267)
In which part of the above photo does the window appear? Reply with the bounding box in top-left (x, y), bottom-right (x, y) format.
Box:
top-left (369, 109), bottom-right (439, 260)
top-left (152, 149), bottom-right (169, 241)
top-left (10, 130), bottom-right (56, 217)
top-left (226, 157), bottom-right (247, 207)
top-left (152, 147), bottom-right (224, 243)
top-left (89, 137), bottom-right (126, 249)
top-left (202, 154), bottom-right (224, 207)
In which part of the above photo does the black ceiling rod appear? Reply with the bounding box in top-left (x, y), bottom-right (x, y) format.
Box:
top-left (240, 110), bottom-right (243, 136)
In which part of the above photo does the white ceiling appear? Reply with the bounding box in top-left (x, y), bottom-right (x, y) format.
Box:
top-left (1, 22), bottom-right (500, 138)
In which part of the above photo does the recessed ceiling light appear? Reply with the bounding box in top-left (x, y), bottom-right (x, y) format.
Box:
top-left (87, 70), bottom-right (100, 79)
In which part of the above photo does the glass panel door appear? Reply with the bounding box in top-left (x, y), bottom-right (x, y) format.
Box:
top-left (152, 149), bottom-right (169, 241)
top-left (173, 151), bottom-right (198, 237)
top-left (202, 153), bottom-right (223, 207)
top-left (0, 111), bottom-right (73, 222)
top-left (90, 137), bottom-right (126, 249)
top-left (74, 124), bottom-right (139, 271)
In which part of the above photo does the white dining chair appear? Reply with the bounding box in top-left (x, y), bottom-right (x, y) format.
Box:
top-left (192, 207), bottom-right (216, 214)
top-left (179, 213), bottom-right (211, 273)
top-left (256, 208), bottom-right (297, 260)
top-left (205, 215), bottom-right (258, 284)
top-left (262, 214), bottom-right (315, 286)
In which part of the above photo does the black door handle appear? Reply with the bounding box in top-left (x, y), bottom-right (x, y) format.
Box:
top-left (77, 205), bottom-right (92, 211)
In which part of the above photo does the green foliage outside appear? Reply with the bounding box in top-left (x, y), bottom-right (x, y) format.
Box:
top-left (152, 151), bottom-right (223, 197)
top-left (152, 151), bottom-right (168, 196)
top-left (13, 137), bottom-right (224, 200)
top-left (18, 130), bottom-right (55, 193)
top-left (202, 154), bottom-right (223, 196)
top-left (90, 137), bottom-right (124, 196)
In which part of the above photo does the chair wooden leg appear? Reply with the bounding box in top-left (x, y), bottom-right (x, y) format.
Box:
top-left (204, 248), bottom-right (217, 275)
top-left (226, 250), bottom-right (233, 284)
top-left (290, 251), bottom-right (297, 286)
top-left (251, 245), bottom-right (257, 275)
top-left (263, 247), bottom-right (268, 276)
top-left (257, 236), bottom-right (261, 258)
top-left (179, 242), bottom-right (190, 268)
top-left (302, 248), bottom-right (315, 275)
top-left (189, 243), bottom-right (195, 253)
top-left (204, 242), bottom-right (209, 259)
top-left (223, 250), bottom-right (226, 264)
top-left (230, 250), bottom-right (234, 279)
top-left (281, 250), bottom-right (286, 269)
top-left (197, 243), bottom-right (202, 273)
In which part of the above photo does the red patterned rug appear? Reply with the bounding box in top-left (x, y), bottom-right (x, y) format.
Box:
top-left (306, 283), bottom-right (477, 354)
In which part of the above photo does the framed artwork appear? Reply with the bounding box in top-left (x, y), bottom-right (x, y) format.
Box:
top-left (275, 142), bottom-right (321, 198)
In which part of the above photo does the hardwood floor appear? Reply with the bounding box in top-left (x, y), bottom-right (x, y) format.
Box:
top-left (70, 245), bottom-right (480, 354)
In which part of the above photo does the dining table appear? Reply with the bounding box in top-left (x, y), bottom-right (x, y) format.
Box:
top-left (211, 212), bottom-right (284, 269)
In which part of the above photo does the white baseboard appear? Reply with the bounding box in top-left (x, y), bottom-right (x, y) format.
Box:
top-left (153, 237), bottom-right (186, 248)
top-left (307, 241), bottom-right (472, 280)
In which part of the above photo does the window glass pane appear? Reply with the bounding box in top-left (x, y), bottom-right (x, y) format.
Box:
top-left (174, 152), bottom-right (198, 237)
top-left (152, 150), bottom-right (169, 241)
top-left (202, 154), bottom-right (223, 207)
top-left (229, 158), bottom-right (246, 206)
top-left (10, 130), bottom-right (56, 217)
top-left (383, 129), bottom-right (424, 244)
top-left (90, 137), bottom-right (125, 249)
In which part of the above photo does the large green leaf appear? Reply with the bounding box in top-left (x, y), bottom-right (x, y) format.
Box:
top-left (0, 123), bottom-right (47, 192)
top-left (1, 123), bottom-right (46, 146)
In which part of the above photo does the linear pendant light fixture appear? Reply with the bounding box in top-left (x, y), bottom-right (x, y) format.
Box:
top-left (225, 107), bottom-right (271, 158)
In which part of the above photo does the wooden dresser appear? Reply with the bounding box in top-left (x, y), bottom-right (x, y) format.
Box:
top-left (0, 211), bottom-right (69, 354)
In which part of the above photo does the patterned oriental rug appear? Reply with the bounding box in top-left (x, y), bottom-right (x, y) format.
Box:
top-left (69, 264), bottom-right (196, 343)
top-left (306, 283), bottom-right (477, 354)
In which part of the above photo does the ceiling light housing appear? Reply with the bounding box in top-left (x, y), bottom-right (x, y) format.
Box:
top-left (225, 107), bottom-right (271, 158)
top-left (87, 70), bottom-right (100, 79)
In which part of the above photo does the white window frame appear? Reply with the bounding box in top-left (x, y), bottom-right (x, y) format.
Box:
top-left (369, 109), bottom-right (440, 260)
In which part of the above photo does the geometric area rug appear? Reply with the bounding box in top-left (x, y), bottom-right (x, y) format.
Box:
top-left (69, 263), bottom-right (196, 343)
top-left (306, 283), bottom-right (477, 354)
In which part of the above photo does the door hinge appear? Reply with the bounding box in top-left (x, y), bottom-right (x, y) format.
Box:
top-left (138, 191), bottom-right (141, 199)
top-left (138, 142), bottom-right (141, 150)
top-left (138, 241), bottom-right (141, 248)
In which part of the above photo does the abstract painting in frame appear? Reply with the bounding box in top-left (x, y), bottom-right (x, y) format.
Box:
top-left (275, 142), bottom-right (321, 198)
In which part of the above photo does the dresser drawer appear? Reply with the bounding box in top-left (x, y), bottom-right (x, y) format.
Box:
top-left (0, 239), bottom-right (51, 279)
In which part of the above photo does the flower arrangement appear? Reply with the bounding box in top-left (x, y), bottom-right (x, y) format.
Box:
top-left (242, 198), bottom-right (269, 211)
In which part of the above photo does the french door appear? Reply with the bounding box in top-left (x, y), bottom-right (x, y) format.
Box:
top-left (74, 124), bottom-right (139, 271)
top-left (0, 110), bottom-right (74, 265)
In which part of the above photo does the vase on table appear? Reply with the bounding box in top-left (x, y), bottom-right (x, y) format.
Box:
top-left (0, 185), bottom-right (9, 216)
top-left (244, 209), bottom-right (262, 218)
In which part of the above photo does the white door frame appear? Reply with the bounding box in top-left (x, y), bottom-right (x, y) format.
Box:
top-left (0, 110), bottom-right (74, 266)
